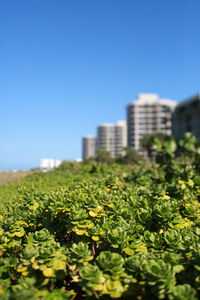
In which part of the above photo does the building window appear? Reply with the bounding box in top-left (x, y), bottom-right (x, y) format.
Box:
top-left (191, 101), bottom-right (199, 108)
top-left (178, 107), bottom-right (185, 113)
top-left (161, 105), bottom-right (170, 112)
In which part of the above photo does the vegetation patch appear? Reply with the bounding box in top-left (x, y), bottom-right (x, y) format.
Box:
top-left (1, 133), bottom-right (200, 299)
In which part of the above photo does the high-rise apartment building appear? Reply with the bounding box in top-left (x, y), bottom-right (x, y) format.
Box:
top-left (115, 121), bottom-right (127, 157)
top-left (82, 136), bottom-right (97, 160)
top-left (127, 94), bottom-right (176, 151)
top-left (97, 121), bottom-right (127, 157)
top-left (97, 124), bottom-right (115, 157)
top-left (173, 93), bottom-right (200, 140)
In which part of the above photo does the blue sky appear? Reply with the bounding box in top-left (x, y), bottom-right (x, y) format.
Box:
top-left (1, 0), bottom-right (200, 170)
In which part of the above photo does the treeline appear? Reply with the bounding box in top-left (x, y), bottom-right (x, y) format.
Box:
top-left (82, 132), bottom-right (200, 165)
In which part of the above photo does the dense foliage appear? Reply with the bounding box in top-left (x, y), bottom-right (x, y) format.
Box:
top-left (1, 133), bottom-right (200, 299)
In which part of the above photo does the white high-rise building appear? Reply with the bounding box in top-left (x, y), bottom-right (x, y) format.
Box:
top-left (115, 121), bottom-right (127, 157)
top-left (127, 94), bottom-right (177, 151)
top-left (97, 121), bottom-right (127, 157)
top-left (82, 136), bottom-right (97, 160)
top-left (97, 124), bottom-right (116, 157)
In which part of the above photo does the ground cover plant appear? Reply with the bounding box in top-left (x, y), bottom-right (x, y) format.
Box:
top-left (1, 133), bottom-right (200, 299)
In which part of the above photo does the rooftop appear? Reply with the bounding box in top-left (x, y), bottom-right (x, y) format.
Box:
top-left (175, 93), bottom-right (200, 108)
top-left (98, 123), bottom-right (115, 127)
top-left (83, 136), bottom-right (97, 139)
top-left (128, 93), bottom-right (176, 107)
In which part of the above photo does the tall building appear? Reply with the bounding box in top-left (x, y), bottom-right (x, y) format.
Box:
top-left (97, 124), bottom-right (116, 157)
top-left (115, 121), bottom-right (127, 157)
top-left (173, 93), bottom-right (200, 140)
top-left (127, 94), bottom-right (177, 151)
top-left (97, 121), bottom-right (127, 157)
top-left (82, 136), bottom-right (97, 160)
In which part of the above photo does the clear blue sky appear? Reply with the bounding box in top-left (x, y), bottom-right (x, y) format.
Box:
top-left (1, 0), bottom-right (200, 170)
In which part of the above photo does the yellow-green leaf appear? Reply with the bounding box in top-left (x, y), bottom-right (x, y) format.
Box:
top-left (36, 290), bottom-right (48, 297)
top-left (17, 265), bottom-right (28, 273)
top-left (15, 228), bottom-right (25, 237)
top-left (124, 247), bottom-right (134, 256)
top-left (22, 271), bottom-right (29, 276)
top-left (92, 236), bottom-right (100, 241)
top-left (75, 229), bottom-right (86, 235)
top-left (43, 268), bottom-right (54, 277)
top-left (89, 211), bottom-right (98, 217)
top-left (53, 260), bottom-right (66, 270)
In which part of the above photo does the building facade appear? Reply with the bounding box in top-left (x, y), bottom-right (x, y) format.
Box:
top-left (115, 121), bottom-right (127, 157)
top-left (173, 93), bottom-right (200, 141)
top-left (40, 159), bottom-right (61, 172)
top-left (97, 124), bottom-right (115, 157)
top-left (127, 94), bottom-right (177, 151)
top-left (82, 136), bottom-right (97, 160)
top-left (97, 121), bottom-right (127, 157)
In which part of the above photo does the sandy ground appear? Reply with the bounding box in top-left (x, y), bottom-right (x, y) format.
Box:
top-left (0, 171), bottom-right (32, 185)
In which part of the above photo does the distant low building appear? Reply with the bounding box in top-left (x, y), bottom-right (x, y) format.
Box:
top-left (173, 93), bottom-right (200, 141)
top-left (40, 159), bottom-right (61, 172)
top-left (75, 158), bottom-right (82, 162)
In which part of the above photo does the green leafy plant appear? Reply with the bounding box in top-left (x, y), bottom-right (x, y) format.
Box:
top-left (0, 134), bottom-right (200, 298)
